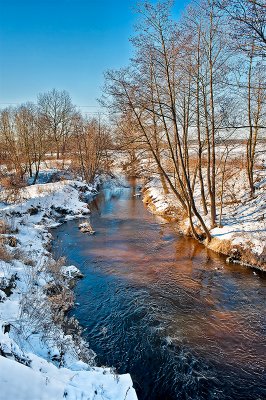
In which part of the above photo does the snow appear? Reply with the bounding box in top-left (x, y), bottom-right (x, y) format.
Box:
top-left (0, 177), bottom-right (137, 400)
top-left (79, 221), bottom-right (95, 234)
top-left (210, 170), bottom-right (266, 254)
top-left (144, 166), bottom-right (266, 268)
top-left (61, 265), bottom-right (84, 279)
top-left (0, 355), bottom-right (136, 400)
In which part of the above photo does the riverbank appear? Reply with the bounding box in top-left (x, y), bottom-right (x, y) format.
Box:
top-left (143, 170), bottom-right (266, 271)
top-left (0, 175), bottom-right (137, 400)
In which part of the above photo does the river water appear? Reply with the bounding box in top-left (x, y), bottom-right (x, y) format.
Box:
top-left (52, 181), bottom-right (266, 400)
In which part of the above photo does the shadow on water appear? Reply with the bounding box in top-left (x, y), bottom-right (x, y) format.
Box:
top-left (52, 179), bottom-right (266, 400)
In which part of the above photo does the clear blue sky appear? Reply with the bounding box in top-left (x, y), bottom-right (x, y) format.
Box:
top-left (0, 0), bottom-right (189, 113)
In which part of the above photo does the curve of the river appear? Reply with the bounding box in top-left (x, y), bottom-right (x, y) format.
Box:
top-left (52, 181), bottom-right (266, 400)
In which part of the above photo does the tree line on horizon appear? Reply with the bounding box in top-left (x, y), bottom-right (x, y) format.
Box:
top-left (0, 89), bottom-right (112, 185)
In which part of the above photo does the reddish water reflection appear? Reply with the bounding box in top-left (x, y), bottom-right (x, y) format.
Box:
top-left (53, 181), bottom-right (266, 400)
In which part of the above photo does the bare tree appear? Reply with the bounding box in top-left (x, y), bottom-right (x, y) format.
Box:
top-left (246, 53), bottom-right (265, 194)
top-left (217, 0), bottom-right (266, 56)
top-left (71, 113), bottom-right (111, 183)
top-left (0, 107), bottom-right (28, 183)
top-left (15, 104), bottom-right (49, 184)
top-left (37, 89), bottom-right (75, 160)
top-left (103, 2), bottom-right (213, 241)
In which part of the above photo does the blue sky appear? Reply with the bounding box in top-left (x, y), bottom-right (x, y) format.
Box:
top-left (0, 0), bottom-right (189, 113)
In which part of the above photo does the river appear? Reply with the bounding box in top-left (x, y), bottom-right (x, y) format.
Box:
top-left (52, 181), bottom-right (266, 400)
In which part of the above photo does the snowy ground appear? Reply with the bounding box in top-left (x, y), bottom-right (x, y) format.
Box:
top-left (0, 176), bottom-right (137, 400)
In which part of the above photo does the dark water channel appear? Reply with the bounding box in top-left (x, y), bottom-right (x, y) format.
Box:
top-left (52, 181), bottom-right (266, 400)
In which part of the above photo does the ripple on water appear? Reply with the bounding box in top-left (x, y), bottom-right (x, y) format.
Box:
top-left (52, 183), bottom-right (266, 400)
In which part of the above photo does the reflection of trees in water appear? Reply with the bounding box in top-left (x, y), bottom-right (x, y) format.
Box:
top-left (53, 182), bottom-right (266, 400)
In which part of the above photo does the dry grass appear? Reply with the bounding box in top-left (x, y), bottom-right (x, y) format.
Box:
top-left (0, 174), bottom-right (26, 189)
top-left (48, 286), bottom-right (74, 315)
top-left (207, 238), bottom-right (232, 255)
top-left (47, 256), bottom-right (66, 280)
top-left (35, 184), bottom-right (55, 195)
top-left (0, 219), bottom-right (11, 234)
top-left (0, 245), bottom-right (13, 262)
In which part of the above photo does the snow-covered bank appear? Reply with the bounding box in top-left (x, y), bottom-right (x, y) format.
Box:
top-left (143, 169), bottom-right (266, 271)
top-left (0, 177), bottom-right (137, 400)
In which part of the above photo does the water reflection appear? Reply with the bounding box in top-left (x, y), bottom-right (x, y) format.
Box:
top-left (52, 181), bottom-right (266, 400)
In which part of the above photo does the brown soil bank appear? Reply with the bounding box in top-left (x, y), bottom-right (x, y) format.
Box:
top-left (143, 188), bottom-right (266, 272)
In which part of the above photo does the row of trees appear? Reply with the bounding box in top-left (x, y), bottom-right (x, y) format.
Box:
top-left (0, 89), bottom-right (111, 185)
top-left (102, 0), bottom-right (265, 241)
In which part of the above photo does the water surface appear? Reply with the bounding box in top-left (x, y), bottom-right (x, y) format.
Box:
top-left (53, 182), bottom-right (266, 400)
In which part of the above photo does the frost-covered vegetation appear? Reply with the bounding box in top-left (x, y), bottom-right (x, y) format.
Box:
top-left (0, 175), bottom-right (137, 400)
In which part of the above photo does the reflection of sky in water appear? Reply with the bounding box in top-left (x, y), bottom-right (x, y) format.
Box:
top-left (52, 182), bottom-right (266, 400)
